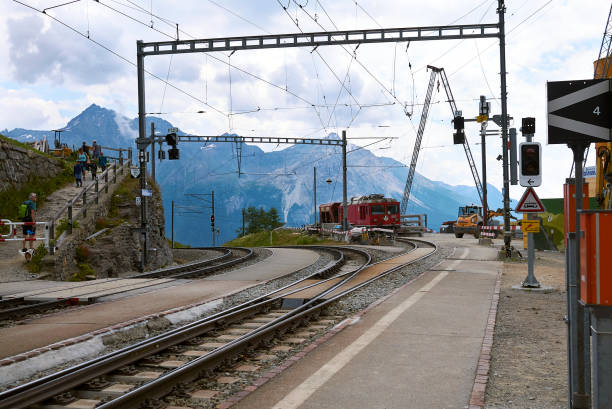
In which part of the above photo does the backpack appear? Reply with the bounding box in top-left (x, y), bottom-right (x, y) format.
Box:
top-left (18, 203), bottom-right (29, 220)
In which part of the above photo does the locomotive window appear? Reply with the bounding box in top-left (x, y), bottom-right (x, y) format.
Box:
top-left (359, 206), bottom-right (367, 219)
top-left (371, 205), bottom-right (385, 214)
top-left (386, 205), bottom-right (398, 214)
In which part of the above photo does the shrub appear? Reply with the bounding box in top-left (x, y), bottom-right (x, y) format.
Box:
top-left (27, 244), bottom-right (48, 274)
top-left (75, 244), bottom-right (90, 263)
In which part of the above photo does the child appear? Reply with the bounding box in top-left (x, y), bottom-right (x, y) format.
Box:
top-left (74, 162), bottom-right (83, 187)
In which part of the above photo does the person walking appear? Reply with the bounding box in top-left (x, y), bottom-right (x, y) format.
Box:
top-left (74, 162), bottom-right (83, 187)
top-left (92, 140), bottom-right (102, 160)
top-left (98, 152), bottom-right (108, 171)
top-left (20, 193), bottom-right (37, 253)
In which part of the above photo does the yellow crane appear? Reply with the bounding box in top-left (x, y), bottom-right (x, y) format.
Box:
top-left (594, 5), bottom-right (612, 208)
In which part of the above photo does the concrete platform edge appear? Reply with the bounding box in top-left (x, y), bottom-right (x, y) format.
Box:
top-left (215, 260), bottom-right (443, 409)
top-left (469, 271), bottom-right (502, 409)
top-left (0, 285), bottom-right (243, 368)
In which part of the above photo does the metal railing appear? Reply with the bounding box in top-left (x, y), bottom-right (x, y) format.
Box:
top-left (0, 220), bottom-right (50, 250)
top-left (49, 157), bottom-right (132, 255)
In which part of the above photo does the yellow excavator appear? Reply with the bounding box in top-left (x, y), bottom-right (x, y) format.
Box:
top-left (453, 206), bottom-right (516, 238)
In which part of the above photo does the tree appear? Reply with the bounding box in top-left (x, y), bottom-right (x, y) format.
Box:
top-left (237, 206), bottom-right (284, 236)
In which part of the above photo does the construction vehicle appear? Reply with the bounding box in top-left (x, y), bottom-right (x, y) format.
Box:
top-left (51, 129), bottom-right (73, 158)
top-left (453, 206), bottom-right (510, 238)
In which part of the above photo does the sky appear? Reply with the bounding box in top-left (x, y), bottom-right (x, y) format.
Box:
top-left (0, 0), bottom-right (608, 201)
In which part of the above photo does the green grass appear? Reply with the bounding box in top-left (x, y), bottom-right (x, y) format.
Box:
top-left (169, 239), bottom-right (191, 248)
top-left (55, 218), bottom-right (79, 238)
top-left (109, 176), bottom-right (138, 218)
top-left (225, 229), bottom-right (339, 247)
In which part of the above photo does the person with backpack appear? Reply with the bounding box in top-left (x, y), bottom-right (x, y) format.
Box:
top-left (20, 193), bottom-right (37, 253)
top-left (98, 152), bottom-right (108, 171)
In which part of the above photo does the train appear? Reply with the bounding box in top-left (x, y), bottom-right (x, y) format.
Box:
top-left (319, 194), bottom-right (401, 229)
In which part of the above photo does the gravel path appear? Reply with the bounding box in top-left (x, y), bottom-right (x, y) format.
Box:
top-left (0, 167), bottom-right (124, 282)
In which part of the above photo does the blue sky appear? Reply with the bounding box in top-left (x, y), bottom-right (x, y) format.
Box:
top-left (0, 0), bottom-right (608, 199)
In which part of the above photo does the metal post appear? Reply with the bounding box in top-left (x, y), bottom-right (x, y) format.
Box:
top-left (342, 130), bottom-right (348, 231)
top-left (119, 149), bottom-right (123, 166)
top-left (113, 162), bottom-right (117, 184)
top-left (105, 171), bottom-right (109, 193)
top-left (211, 190), bottom-right (215, 247)
top-left (314, 166), bottom-right (317, 225)
top-left (82, 191), bottom-right (87, 217)
top-left (49, 221), bottom-right (55, 255)
top-left (497, 0), bottom-right (512, 254)
top-left (481, 121), bottom-right (488, 225)
top-left (569, 143), bottom-right (590, 408)
top-left (137, 40), bottom-right (148, 273)
top-left (242, 208), bottom-right (245, 236)
top-left (151, 122), bottom-right (156, 183)
top-left (522, 133), bottom-right (540, 288)
top-left (68, 205), bottom-right (73, 234)
top-left (566, 231), bottom-right (577, 406)
top-left (95, 179), bottom-right (99, 204)
top-left (171, 200), bottom-right (174, 249)
top-left (590, 306), bottom-right (612, 408)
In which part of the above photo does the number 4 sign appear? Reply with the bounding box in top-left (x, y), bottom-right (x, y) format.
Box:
top-left (547, 79), bottom-right (612, 144)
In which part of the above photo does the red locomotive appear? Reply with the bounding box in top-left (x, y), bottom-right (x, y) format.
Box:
top-left (319, 194), bottom-right (401, 229)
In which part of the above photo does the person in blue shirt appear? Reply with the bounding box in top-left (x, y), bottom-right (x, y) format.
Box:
top-left (74, 162), bottom-right (83, 187)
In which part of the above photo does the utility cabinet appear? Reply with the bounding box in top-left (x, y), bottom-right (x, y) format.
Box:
top-left (579, 210), bottom-right (612, 305)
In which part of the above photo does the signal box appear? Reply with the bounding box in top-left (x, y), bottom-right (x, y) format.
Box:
top-left (579, 210), bottom-right (612, 305)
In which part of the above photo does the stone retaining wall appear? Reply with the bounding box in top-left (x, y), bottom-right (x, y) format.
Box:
top-left (0, 140), bottom-right (64, 193)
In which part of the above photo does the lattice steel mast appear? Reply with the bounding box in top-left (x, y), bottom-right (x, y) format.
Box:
top-left (400, 66), bottom-right (441, 214)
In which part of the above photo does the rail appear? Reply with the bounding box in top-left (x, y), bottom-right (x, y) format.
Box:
top-left (49, 157), bottom-right (132, 254)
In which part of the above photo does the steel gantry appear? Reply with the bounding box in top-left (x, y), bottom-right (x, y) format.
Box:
top-left (136, 0), bottom-right (514, 259)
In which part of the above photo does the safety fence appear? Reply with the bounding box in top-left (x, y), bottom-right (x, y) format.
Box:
top-left (480, 224), bottom-right (521, 238)
top-left (0, 220), bottom-right (50, 251)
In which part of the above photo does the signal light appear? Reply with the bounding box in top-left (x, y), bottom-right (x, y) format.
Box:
top-left (453, 115), bottom-right (465, 144)
top-left (165, 132), bottom-right (177, 146)
top-left (521, 117), bottom-right (535, 135)
top-left (519, 142), bottom-right (541, 187)
top-left (168, 148), bottom-right (180, 160)
top-left (453, 115), bottom-right (464, 131)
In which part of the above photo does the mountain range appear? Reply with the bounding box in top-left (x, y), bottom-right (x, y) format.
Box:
top-left (3, 104), bottom-right (513, 246)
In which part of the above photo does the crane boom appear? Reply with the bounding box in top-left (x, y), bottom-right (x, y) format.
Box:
top-left (437, 67), bottom-right (484, 206)
top-left (400, 66), bottom-right (441, 214)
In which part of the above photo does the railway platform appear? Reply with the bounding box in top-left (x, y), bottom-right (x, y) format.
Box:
top-left (0, 248), bottom-right (319, 360)
top-left (233, 242), bottom-right (501, 409)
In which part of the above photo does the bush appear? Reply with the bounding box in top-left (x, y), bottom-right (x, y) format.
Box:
top-left (27, 244), bottom-right (48, 274)
top-left (71, 262), bottom-right (95, 281)
top-left (55, 218), bottom-right (79, 238)
top-left (75, 244), bottom-right (90, 263)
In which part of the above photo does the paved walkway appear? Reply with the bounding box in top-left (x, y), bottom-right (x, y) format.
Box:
top-left (234, 245), bottom-right (501, 409)
top-left (0, 248), bottom-right (320, 359)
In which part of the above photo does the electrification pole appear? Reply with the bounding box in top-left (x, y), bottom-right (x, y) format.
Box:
top-left (342, 130), bottom-right (348, 231)
top-left (314, 166), bottom-right (317, 225)
top-left (171, 200), bottom-right (174, 249)
top-left (211, 190), bottom-right (215, 247)
top-left (137, 40), bottom-right (147, 272)
top-left (497, 0), bottom-right (512, 254)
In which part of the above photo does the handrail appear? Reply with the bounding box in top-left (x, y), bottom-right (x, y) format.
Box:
top-left (49, 159), bottom-right (131, 254)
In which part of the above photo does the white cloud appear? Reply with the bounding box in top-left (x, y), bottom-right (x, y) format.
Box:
top-left (0, 0), bottom-right (608, 200)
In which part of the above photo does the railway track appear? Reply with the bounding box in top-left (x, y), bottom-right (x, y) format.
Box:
top-left (0, 240), bottom-right (435, 409)
top-left (0, 247), bottom-right (254, 324)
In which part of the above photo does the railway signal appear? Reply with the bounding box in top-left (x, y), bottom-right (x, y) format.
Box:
top-left (165, 131), bottom-right (180, 160)
top-left (519, 143), bottom-right (542, 187)
top-left (453, 114), bottom-right (465, 144)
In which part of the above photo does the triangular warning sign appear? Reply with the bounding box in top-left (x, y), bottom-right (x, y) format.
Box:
top-left (516, 187), bottom-right (546, 213)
